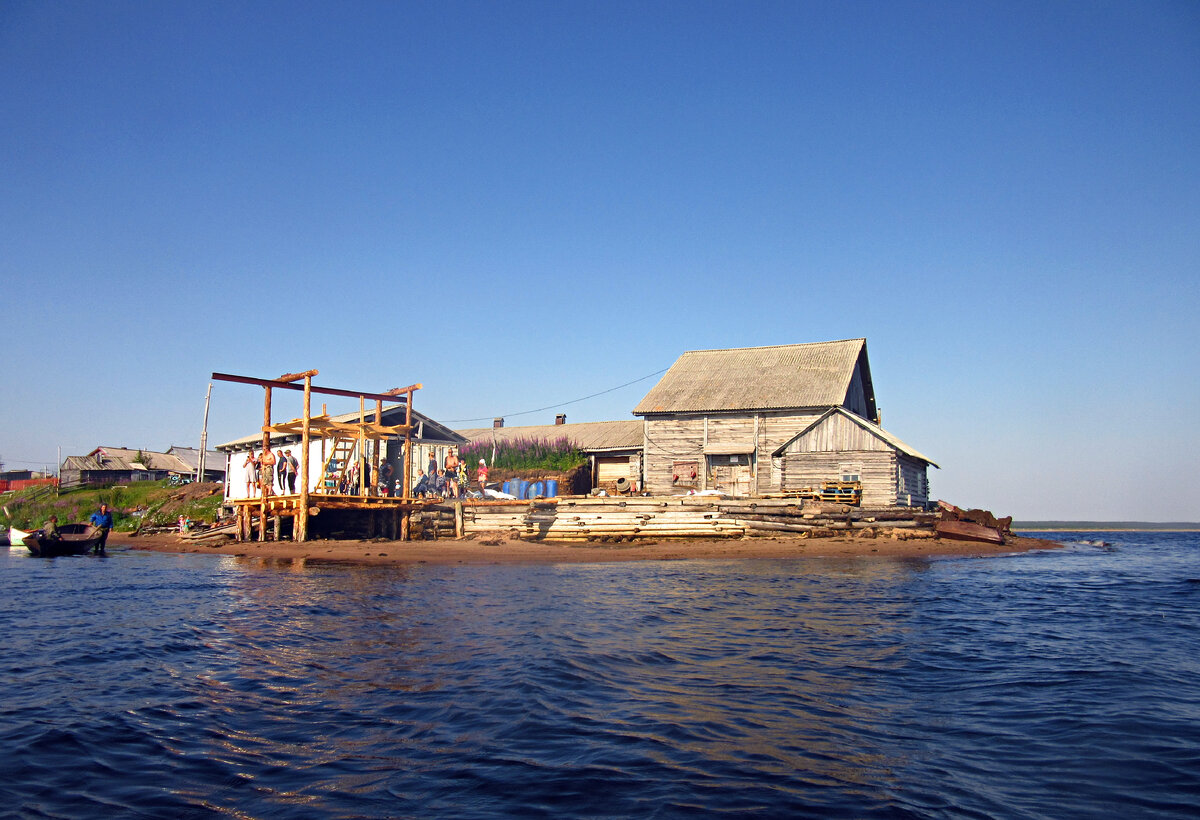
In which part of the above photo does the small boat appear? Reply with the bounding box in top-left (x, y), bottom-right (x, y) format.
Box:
top-left (11, 524), bottom-right (103, 557)
top-left (935, 519), bottom-right (1005, 545)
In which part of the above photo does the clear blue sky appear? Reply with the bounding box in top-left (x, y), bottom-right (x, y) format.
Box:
top-left (2, 1), bottom-right (1197, 521)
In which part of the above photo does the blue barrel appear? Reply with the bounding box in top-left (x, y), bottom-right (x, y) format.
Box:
top-left (530, 480), bottom-right (544, 498)
top-left (545, 479), bottom-right (558, 498)
top-left (502, 480), bottom-right (512, 496)
top-left (518, 480), bottom-right (530, 500)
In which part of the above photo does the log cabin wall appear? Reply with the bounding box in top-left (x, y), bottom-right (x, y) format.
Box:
top-left (781, 450), bottom-right (900, 507)
top-left (642, 410), bottom-right (824, 496)
top-left (896, 453), bottom-right (931, 507)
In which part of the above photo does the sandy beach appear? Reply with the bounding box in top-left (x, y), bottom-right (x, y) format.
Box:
top-left (119, 531), bottom-right (1064, 566)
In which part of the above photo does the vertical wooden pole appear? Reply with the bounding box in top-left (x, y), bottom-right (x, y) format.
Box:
top-left (259, 386), bottom-right (272, 541)
top-left (298, 375), bottom-right (312, 542)
top-left (358, 396), bottom-right (366, 496)
top-left (403, 389), bottom-right (413, 499)
top-left (372, 398), bottom-right (383, 496)
top-left (402, 387), bottom-right (414, 541)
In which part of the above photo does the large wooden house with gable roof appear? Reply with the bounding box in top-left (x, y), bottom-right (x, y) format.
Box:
top-left (633, 339), bottom-right (937, 506)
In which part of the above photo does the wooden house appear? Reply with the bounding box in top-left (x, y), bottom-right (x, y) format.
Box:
top-left (633, 339), bottom-right (935, 504)
top-left (60, 447), bottom-right (193, 490)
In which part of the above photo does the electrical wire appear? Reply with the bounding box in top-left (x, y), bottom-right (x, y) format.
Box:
top-left (444, 367), bottom-right (669, 424)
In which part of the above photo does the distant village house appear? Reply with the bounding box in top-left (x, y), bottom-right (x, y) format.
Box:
top-left (59, 446), bottom-right (224, 490)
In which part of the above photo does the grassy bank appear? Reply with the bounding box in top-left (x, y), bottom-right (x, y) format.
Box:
top-left (1, 480), bottom-right (224, 533)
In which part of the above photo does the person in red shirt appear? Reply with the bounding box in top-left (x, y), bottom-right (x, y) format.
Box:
top-left (476, 459), bottom-right (489, 497)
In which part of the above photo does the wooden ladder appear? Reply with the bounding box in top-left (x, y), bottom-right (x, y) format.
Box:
top-left (315, 438), bottom-right (358, 494)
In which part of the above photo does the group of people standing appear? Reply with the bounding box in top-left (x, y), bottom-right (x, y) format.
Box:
top-left (412, 450), bottom-right (488, 499)
top-left (240, 446), bottom-right (487, 500)
top-left (242, 449), bottom-right (300, 497)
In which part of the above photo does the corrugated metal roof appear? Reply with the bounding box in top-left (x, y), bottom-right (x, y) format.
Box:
top-left (456, 420), bottom-right (643, 453)
top-left (165, 447), bottom-right (226, 472)
top-left (773, 407), bottom-right (939, 467)
top-left (633, 339), bottom-right (867, 415)
top-left (64, 447), bottom-right (193, 473)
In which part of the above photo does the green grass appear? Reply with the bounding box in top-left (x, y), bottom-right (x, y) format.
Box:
top-left (1, 480), bottom-right (224, 532)
top-left (460, 435), bottom-right (588, 473)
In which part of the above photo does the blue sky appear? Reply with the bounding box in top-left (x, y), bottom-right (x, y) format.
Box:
top-left (2, 1), bottom-right (1197, 520)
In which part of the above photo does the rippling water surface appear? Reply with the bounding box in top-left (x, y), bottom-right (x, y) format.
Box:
top-left (2, 532), bottom-right (1198, 818)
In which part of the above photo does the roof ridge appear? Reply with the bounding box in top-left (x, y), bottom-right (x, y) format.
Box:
top-left (680, 338), bottom-right (865, 355)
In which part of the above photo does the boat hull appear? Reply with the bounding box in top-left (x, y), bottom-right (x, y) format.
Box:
top-left (12, 525), bottom-right (103, 556)
top-left (935, 519), bottom-right (1005, 545)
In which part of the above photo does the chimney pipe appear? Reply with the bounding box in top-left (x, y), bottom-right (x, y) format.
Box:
top-left (493, 417), bottom-right (504, 428)
top-left (555, 414), bottom-right (566, 425)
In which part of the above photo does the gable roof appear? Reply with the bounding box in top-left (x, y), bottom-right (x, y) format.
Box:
top-left (64, 447), bottom-right (193, 473)
top-left (634, 339), bottom-right (870, 415)
top-left (772, 407), bottom-right (939, 467)
top-left (456, 420), bottom-right (643, 453)
top-left (165, 447), bottom-right (226, 473)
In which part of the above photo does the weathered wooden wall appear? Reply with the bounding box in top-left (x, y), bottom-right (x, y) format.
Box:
top-left (781, 450), bottom-right (899, 507)
top-left (896, 453), bottom-right (931, 507)
top-left (642, 411), bottom-right (824, 496)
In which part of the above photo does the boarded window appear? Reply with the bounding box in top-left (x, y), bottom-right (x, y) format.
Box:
top-left (596, 456), bottom-right (631, 484)
top-left (839, 463), bottom-right (862, 483)
top-left (672, 460), bottom-right (699, 487)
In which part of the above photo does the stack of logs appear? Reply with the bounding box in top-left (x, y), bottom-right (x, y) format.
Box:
top-left (178, 521), bottom-right (238, 546)
top-left (439, 496), bottom-right (937, 541)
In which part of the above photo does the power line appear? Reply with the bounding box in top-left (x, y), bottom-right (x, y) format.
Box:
top-left (445, 367), bottom-right (669, 424)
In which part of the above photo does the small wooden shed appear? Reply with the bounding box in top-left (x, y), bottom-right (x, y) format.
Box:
top-left (773, 407), bottom-right (938, 507)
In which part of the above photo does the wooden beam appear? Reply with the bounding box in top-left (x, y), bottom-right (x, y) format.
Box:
top-left (212, 372), bottom-right (417, 404)
top-left (278, 370), bottom-right (319, 383)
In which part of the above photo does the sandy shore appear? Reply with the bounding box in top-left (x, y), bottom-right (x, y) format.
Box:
top-left (118, 531), bottom-right (1065, 566)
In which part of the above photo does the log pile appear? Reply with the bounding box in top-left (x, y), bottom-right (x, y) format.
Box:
top-left (440, 496), bottom-right (939, 541)
top-left (181, 521), bottom-right (238, 546)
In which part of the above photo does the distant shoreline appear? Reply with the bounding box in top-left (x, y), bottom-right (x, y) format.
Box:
top-left (1017, 527), bottom-right (1200, 533)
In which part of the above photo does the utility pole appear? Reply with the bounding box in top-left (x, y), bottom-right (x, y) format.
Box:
top-left (198, 382), bottom-right (213, 482)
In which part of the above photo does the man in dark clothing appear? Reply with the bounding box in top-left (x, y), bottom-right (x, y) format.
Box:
top-left (412, 470), bottom-right (430, 498)
top-left (89, 503), bottom-right (114, 553)
top-left (42, 515), bottom-right (62, 541)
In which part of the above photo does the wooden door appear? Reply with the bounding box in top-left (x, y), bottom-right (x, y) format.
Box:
top-left (707, 454), bottom-right (753, 496)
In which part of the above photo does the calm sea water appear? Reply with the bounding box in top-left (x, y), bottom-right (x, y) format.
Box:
top-left (1, 532), bottom-right (1197, 819)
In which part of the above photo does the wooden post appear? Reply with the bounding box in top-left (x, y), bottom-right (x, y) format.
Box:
top-left (358, 396), bottom-right (366, 496)
top-left (403, 388), bottom-right (413, 500)
top-left (372, 398), bottom-right (383, 496)
top-left (258, 386), bottom-right (272, 542)
top-left (297, 375), bottom-right (312, 542)
top-left (454, 501), bottom-right (464, 538)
